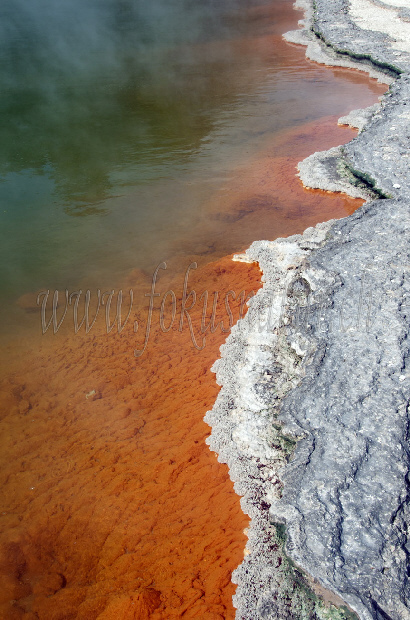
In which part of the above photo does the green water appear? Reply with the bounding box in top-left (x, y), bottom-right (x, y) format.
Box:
top-left (0, 0), bottom-right (382, 331)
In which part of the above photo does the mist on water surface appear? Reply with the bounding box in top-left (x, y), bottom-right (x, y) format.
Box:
top-left (0, 0), bottom-right (384, 327)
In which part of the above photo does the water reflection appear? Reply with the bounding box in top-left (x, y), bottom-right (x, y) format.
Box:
top-left (0, 0), bottom-right (385, 327)
top-left (0, 0), bottom-right (261, 210)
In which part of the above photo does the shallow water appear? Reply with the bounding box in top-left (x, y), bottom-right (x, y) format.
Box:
top-left (0, 0), bottom-right (386, 618)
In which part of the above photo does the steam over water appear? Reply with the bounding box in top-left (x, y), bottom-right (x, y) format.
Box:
top-left (0, 0), bottom-right (260, 302)
top-left (0, 0), bottom-right (384, 330)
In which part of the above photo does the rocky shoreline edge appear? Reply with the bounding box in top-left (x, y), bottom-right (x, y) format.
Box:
top-left (205, 1), bottom-right (410, 619)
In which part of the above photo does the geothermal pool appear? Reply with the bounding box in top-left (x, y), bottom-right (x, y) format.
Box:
top-left (0, 0), bottom-right (385, 617)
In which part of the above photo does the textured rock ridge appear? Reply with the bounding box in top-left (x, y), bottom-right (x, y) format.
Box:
top-left (299, 77), bottom-right (410, 201)
top-left (207, 203), bottom-right (410, 620)
top-left (206, 1), bottom-right (410, 619)
top-left (275, 201), bottom-right (410, 620)
top-left (206, 221), bottom-right (358, 620)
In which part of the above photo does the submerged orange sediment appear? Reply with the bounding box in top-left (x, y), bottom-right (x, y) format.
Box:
top-left (0, 257), bottom-right (262, 619)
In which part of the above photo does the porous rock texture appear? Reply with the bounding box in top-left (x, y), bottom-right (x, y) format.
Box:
top-left (206, 1), bottom-right (410, 619)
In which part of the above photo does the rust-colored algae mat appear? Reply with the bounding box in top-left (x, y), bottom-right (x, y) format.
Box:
top-left (0, 4), bottom-right (388, 620)
top-left (0, 258), bottom-right (262, 620)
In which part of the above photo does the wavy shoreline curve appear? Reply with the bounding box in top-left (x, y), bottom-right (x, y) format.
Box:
top-left (205, 1), bottom-right (410, 619)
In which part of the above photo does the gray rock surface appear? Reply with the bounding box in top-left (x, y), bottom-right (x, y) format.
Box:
top-left (206, 1), bottom-right (410, 619)
top-left (343, 76), bottom-right (410, 198)
top-left (338, 104), bottom-right (381, 132)
top-left (312, 0), bottom-right (410, 75)
top-left (276, 202), bottom-right (410, 620)
top-left (297, 145), bottom-right (377, 199)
